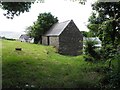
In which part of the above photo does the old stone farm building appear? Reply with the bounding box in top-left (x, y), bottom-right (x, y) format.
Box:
top-left (42, 20), bottom-right (83, 56)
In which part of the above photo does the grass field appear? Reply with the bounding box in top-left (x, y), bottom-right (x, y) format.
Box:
top-left (2, 40), bottom-right (107, 89)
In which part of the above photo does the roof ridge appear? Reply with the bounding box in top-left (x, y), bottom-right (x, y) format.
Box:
top-left (57, 20), bottom-right (72, 35)
top-left (59, 20), bottom-right (72, 23)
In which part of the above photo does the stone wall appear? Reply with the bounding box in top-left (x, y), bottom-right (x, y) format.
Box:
top-left (49, 36), bottom-right (59, 49)
top-left (42, 36), bottom-right (48, 45)
top-left (42, 36), bottom-right (59, 49)
top-left (59, 20), bottom-right (83, 56)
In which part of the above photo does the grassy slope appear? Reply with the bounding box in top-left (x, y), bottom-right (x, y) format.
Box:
top-left (2, 40), bottom-right (105, 88)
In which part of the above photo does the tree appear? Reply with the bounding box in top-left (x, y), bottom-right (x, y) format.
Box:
top-left (87, 12), bottom-right (100, 37)
top-left (81, 31), bottom-right (88, 37)
top-left (88, 2), bottom-right (120, 58)
top-left (0, 2), bottom-right (33, 19)
top-left (81, 31), bottom-right (96, 37)
top-left (26, 12), bottom-right (58, 44)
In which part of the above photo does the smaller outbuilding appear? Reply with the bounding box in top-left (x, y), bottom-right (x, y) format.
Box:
top-left (42, 20), bottom-right (83, 56)
top-left (83, 37), bottom-right (102, 48)
top-left (19, 34), bottom-right (34, 43)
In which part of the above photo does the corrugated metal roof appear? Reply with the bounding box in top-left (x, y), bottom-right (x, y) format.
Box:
top-left (83, 37), bottom-right (101, 43)
top-left (44, 20), bottom-right (71, 36)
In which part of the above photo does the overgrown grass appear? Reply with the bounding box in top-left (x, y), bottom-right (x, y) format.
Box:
top-left (2, 40), bottom-right (108, 89)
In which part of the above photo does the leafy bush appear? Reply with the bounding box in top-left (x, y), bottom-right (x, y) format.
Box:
top-left (84, 55), bottom-right (95, 62)
top-left (100, 55), bottom-right (120, 89)
top-left (84, 38), bottom-right (101, 62)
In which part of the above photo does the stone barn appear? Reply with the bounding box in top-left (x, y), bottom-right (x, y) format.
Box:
top-left (42, 20), bottom-right (83, 56)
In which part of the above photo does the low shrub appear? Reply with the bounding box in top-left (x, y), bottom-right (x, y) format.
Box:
top-left (100, 55), bottom-right (120, 89)
top-left (84, 55), bottom-right (95, 62)
top-left (84, 39), bottom-right (101, 62)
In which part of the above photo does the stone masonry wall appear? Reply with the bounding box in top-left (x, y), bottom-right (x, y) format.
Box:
top-left (42, 36), bottom-right (48, 45)
top-left (59, 20), bottom-right (83, 56)
top-left (49, 36), bottom-right (59, 49)
top-left (42, 36), bottom-right (59, 49)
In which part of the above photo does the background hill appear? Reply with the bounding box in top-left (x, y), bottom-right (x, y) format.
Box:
top-left (0, 31), bottom-right (24, 39)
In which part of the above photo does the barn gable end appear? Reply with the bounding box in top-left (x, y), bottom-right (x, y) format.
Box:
top-left (59, 20), bottom-right (83, 56)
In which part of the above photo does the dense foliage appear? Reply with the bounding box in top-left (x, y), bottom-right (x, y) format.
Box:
top-left (0, 2), bottom-right (33, 19)
top-left (88, 2), bottom-right (120, 59)
top-left (26, 12), bottom-right (58, 44)
top-left (83, 38), bottom-right (102, 62)
top-left (86, 2), bottom-right (120, 89)
top-left (81, 31), bottom-right (96, 37)
top-left (101, 55), bottom-right (120, 89)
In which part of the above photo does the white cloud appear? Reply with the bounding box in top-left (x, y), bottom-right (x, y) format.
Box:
top-left (0, 0), bottom-right (93, 33)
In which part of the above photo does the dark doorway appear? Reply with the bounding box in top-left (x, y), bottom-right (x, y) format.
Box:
top-left (47, 36), bottom-right (50, 45)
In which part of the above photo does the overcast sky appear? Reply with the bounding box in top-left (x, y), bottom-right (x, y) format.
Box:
top-left (0, 0), bottom-right (95, 33)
